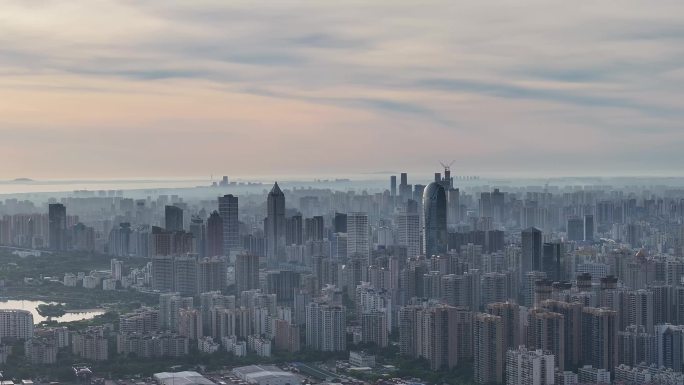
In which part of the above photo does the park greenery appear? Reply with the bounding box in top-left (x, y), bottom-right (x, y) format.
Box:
top-left (0, 249), bottom-right (156, 310)
top-left (0, 249), bottom-right (475, 384)
top-left (36, 303), bottom-right (66, 321)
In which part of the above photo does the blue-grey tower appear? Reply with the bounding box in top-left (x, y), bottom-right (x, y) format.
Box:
top-left (422, 182), bottom-right (447, 257)
top-left (266, 182), bottom-right (286, 264)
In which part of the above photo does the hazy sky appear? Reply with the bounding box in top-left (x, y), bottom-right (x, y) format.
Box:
top-left (1, 0), bottom-right (683, 179)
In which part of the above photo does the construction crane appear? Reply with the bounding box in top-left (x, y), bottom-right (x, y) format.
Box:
top-left (439, 161), bottom-right (455, 188)
top-left (439, 160), bottom-right (455, 172)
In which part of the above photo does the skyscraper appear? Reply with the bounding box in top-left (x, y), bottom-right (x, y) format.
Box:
top-left (360, 311), bottom-right (388, 348)
top-left (265, 183), bottom-right (286, 264)
top-left (304, 216), bottom-right (324, 242)
top-left (189, 215), bottom-right (206, 257)
top-left (151, 255), bottom-right (175, 292)
top-left (582, 307), bottom-right (618, 374)
top-left (198, 256), bottom-right (227, 293)
top-left (266, 270), bottom-right (301, 304)
top-left (390, 175), bottom-right (397, 198)
top-left (305, 302), bottom-right (346, 352)
top-left (584, 214), bottom-right (595, 242)
top-left (347, 212), bottom-right (369, 262)
top-left (399, 173), bottom-right (412, 203)
top-left (527, 308), bottom-right (565, 371)
top-left (540, 300), bottom-right (584, 370)
top-left (474, 312), bottom-right (504, 385)
top-left (415, 305), bottom-right (462, 370)
top-left (422, 182), bottom-right (447, 257)
top-left (655, 324), bottom-right (684, 371)
top-left (333, 212), bottom-right (347, 233)
top-left (173, 255), bottom-right (198, 296)
top-left (521, 227), bottom-right (543, 274)
top-left (567, 217), bottom-right (584, 241)
top-left (542, 242), bottom-right (563, 281)
top-left (218, 194), bottom-right (239, 255)
top-left (235, 254), bottom-right (260, 294)
top-left (447, 188), bottom-right (460, 226)
top-left (48, 203), bottom-right (67, 251)
top-left (165, 205), bottom-right (184, 232)
top-left (206, 211), bottom-right (223, 257)
top-left (285, 214), bottom-right (303, 245)
top-left (486, 302), bottom-right (521, 354)
top-left (396, 205), bottom-right (420, 258)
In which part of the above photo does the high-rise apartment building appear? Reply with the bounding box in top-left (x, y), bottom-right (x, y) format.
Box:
top-left (173, 255), bottom-right (198, 296)
top-left (584, 214), bottom-right (595, 242)
top-left (447, 188), bottom-right (460, 226)
top-left (235, 254), bottom-right (260, 294)
top-left (527, 308), bottom-right (565, 371)
top-left (218, 194), bottom-right (239, 255)
top-left (305, 302), bottom-right (346, 352)
top-left (567, 218), bottom-right (584, 242)
top-left (506, 347), bottom-right (555, 385)
top-left (347, 212), bottom-right (369, 262)
top-left (582, 307), bottom-right (618, 374)
top-left (0, 309), bottom-right (34, 339)
top-left (198, 256), bottom-right (227, 293)
top-left (540, 300), bottom-right (582, 370)
top-left (486, 302), bottom-right (521, 354)
top-left (361, 311), bottom-right (388, 348)
top-left (474, 312), bottom-right (504, 384)
top-left (396, 206), bottom-right (420, 258)
top-left (206, 211), bottom-right (224, 257)
top-left (415, 305), bottom-right (461, 370)
top-left (655, 324), bottom-right (684, 372)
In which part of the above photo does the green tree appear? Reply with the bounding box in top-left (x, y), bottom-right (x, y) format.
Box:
top-left (37, 303), bottom-right (66, 322)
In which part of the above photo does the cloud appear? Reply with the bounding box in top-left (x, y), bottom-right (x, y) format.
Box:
top-left (0, 0), bottom-right (683, 178)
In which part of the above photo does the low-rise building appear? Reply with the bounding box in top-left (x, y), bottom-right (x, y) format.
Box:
top-left (577, 365), bottom-right (610, 384)
top-left (117, 332), bottom-right (189, 358)
top-left (82, 275), bottom-right (101, 289)
top-left (248, 335), bottom-right (272, 357)
top-left (198, 336), bottom-right (220, 354)
top-left (153, 371), bottom-right (214, 385)
top-left (102, 278), bottom-right (117, 290)
top-left (349, 351), bottom-right (376, 368)
top-left (232, 365), bottom-right (300, 385)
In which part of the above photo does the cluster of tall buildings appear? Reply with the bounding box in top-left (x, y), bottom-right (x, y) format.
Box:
top-left (7, 171), bottom-right (684, 384)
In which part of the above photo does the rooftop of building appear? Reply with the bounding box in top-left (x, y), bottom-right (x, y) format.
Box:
top-left (232, 365), bottom-right (298, 384)
top-left (153, 371), bottom-right (214, 385)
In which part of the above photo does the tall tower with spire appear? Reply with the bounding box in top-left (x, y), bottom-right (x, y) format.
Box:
top-left (265, 182), bottom-right (286, 264)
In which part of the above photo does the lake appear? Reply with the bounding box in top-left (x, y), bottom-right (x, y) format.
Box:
top-left (0, 300), bottom-right (105, 324)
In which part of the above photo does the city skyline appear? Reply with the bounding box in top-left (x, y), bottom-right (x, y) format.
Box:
top-left (2, 0), bottom-right (684, 179)
top-left (5, 1), bottom-right (684, 383)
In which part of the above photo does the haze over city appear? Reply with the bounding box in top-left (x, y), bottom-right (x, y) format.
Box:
top-left (3, 2), bottom-right (684, 385)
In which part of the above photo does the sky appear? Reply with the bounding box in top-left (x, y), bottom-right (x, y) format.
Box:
top-left (1, 0), bottom-right (683, 180)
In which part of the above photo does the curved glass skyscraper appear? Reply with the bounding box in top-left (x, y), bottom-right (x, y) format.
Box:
top-left (422, 182), bottom-right (447, 257)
